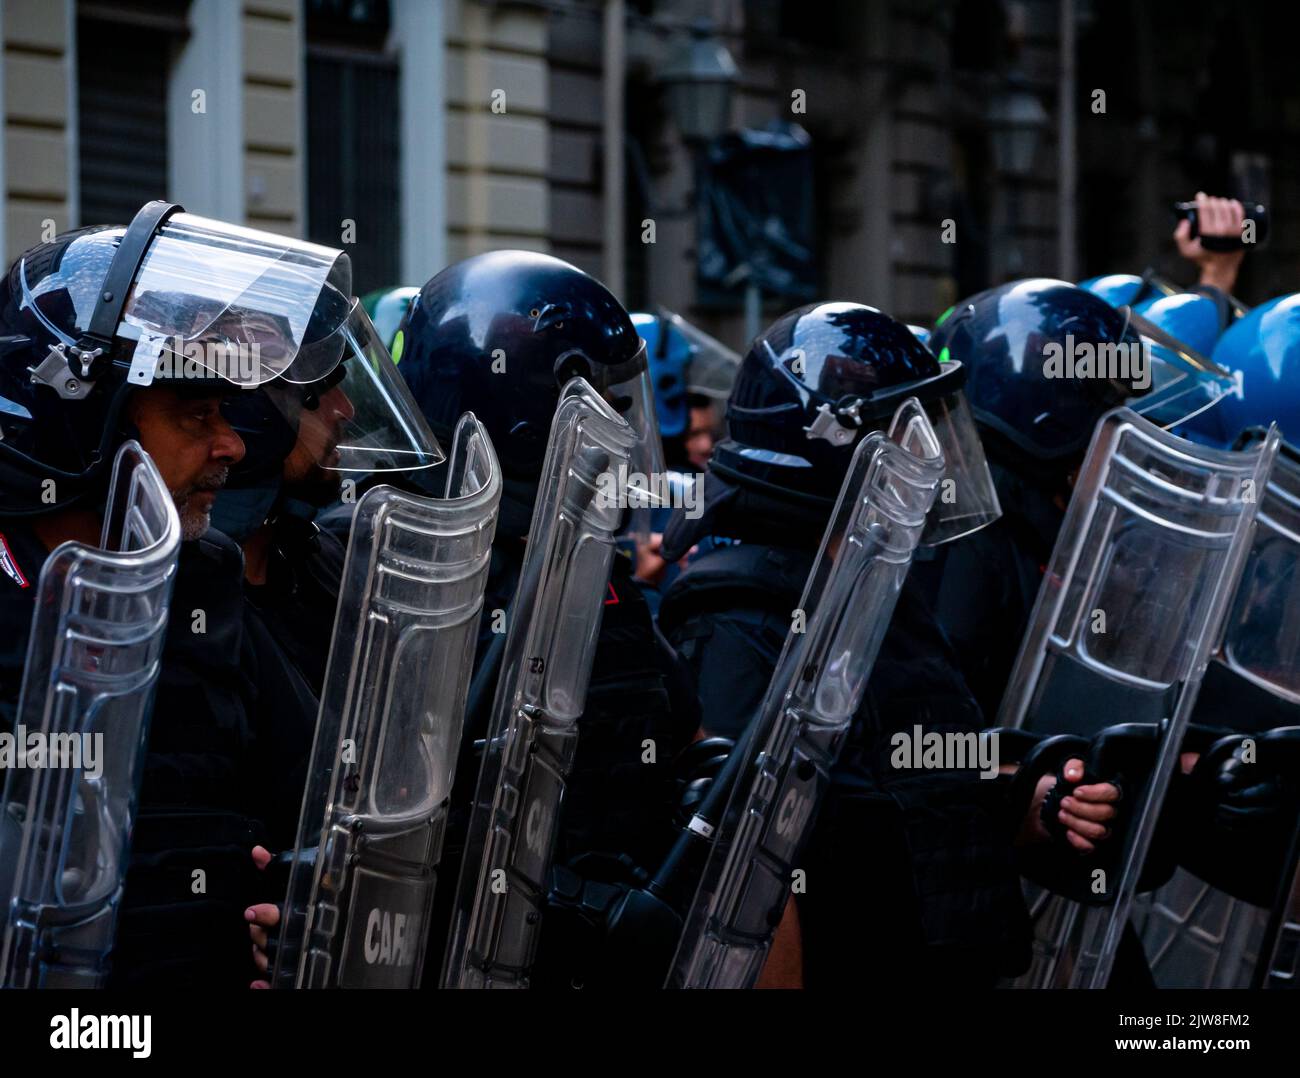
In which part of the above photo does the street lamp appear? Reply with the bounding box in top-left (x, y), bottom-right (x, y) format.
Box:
top-left (987, 73), bottom-right (1049, 177)
top-left (660, 19), bottom-right (739, 146)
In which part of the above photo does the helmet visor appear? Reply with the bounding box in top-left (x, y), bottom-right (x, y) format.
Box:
top-left (120, 212), bottom-right (352, 387)
top-left (893, 384), bottom-right (1002, 546)
top-left (1123, 308), bottom-right (1236, 434)
top-left (253, 302), bottom-right (444, 476)
top-left (592, 342), bottom-right (666, 544)
top-left (658, 308), bottom-right (742, 399)
top-left (600, 337), bottom-right (667, 481)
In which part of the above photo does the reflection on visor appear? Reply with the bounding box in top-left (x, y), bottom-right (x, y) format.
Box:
top-left (1124, 307), bottom-right (1232, 380)
top-left (122, 212), bottom-right (352, 387)
top-left (607, 367), bottom-right (665, 474)
top-left (555, 363), bottom-right (665, 546)
top-left (657, 309), bottom-right (742, 399)
top-left (601, 357), bottom-right (668, 521)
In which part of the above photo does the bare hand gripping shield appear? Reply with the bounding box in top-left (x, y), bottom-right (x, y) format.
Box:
top-left (999, 407), bottom-right (1279, 989)
top-left (441, 378), bottom-right (636, 988)
top-left (669, 397), bottom-right (945, 989)
top-left (271, 413), bottom-right (500, 988)
top-left (0, 441), bottom-right (181, 988)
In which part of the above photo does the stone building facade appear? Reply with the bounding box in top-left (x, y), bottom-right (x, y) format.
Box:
top-left (2, 0), bottom-right (1297, 349)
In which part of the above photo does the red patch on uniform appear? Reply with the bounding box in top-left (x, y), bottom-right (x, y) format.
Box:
top-left (0, 533), bottom-right (30, 589)
top-left (604, 582), bottom-right (620, 606)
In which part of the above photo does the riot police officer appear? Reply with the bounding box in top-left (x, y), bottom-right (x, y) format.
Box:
top-left (922, 277), bottom-right (1255, 986)
top-left (656, 300), bottom-right (1122, 986)
top-left (917, 278), bottom-right (1230, 718)
top-left (0, 202), bottom-right (440, 986)
top-left (372, 250), bottom-right (702, 984)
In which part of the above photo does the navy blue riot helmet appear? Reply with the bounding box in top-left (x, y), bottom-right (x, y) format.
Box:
top-left (0, 204), bottom-right (259, 515)
top-left (711, 301), bottom-right (1001, 544)
top-left (0, 224), bottom-right (135, 513)
top-left (925, 278), bottom-right (1244, 471)
top-left (394, 250), bottom-right (664, 485)
top-left (0, 201), bottom-right (441, 520)
top-left (929, 279), bottom-right (1137, 466)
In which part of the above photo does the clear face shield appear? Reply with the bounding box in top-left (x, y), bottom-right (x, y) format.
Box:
top-left (857, 360), bottom-right (1001, 546)
top-left (300, 300), bottom-right (444, 474)
top-left (120, 212), bottom-right (354, 386)
top-left (1121, 307), bottom-right (1238, 436)
top-left (579, 338), bottom-right (667, 544)
top-left (793, 359), bottom-right (1001, 547)
top-left (657, 308), bottom-right (742, 401)
top-left (114, 211), bottom-right (442, 476)
top-left (910, 382), bottom-right (1002, 546)
top-left (233, 300), bottom-right (444, 517)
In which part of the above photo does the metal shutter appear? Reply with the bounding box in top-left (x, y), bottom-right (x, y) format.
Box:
top-left (306, 51), bottom-right (400, 294)
top-left (78, 18), bottom-right (172, 226)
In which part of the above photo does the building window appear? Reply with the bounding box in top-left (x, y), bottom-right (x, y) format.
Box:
top-left (305, 0), bottom-right (400, 293)
top-left (77, 3), bottom-right (189, 226)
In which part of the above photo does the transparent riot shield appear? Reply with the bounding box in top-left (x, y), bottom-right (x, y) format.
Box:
top-left (271, 413), bottom-right (501, 988)
top-left (998, 407), bottom-right (1279, 988)
top-left (1265, 852), bottom-right (1300, 988)
top-left (441, 378), bottom-right (636, 989)
top-left (0, 441), bottom-right (181, 988)
top-left (669, 398), bottom-right (946, 989)
top-left (1132, 438), bottom-right (1300, 987)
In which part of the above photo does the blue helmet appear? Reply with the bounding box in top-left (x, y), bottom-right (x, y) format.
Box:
top-left (632, 311), bottom-right (693, 438)
top-left (1177, 294), bottom-right (1300, 448)
top-left (1078, 273), bottom-right (1173, 312)
top-left (631, 309), bottom-right (740, 439)
top-left (1136, 291), bottom-right (1227, 365)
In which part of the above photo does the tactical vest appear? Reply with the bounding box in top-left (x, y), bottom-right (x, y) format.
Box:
top-left (423, 549), bottom-right (696, 985)
top-left (909, 461), bottom-right (1063, 721)
top-left (108, 531), bottom-right (272, 989)
top-left (243, 515), bottom-right (347, 697)
top-left (561, 556), bottom-right (691, 869)
top-left (660, 540), bottom-right (1032, 986)
top-left (473, 549), bottom-right (690, 867)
